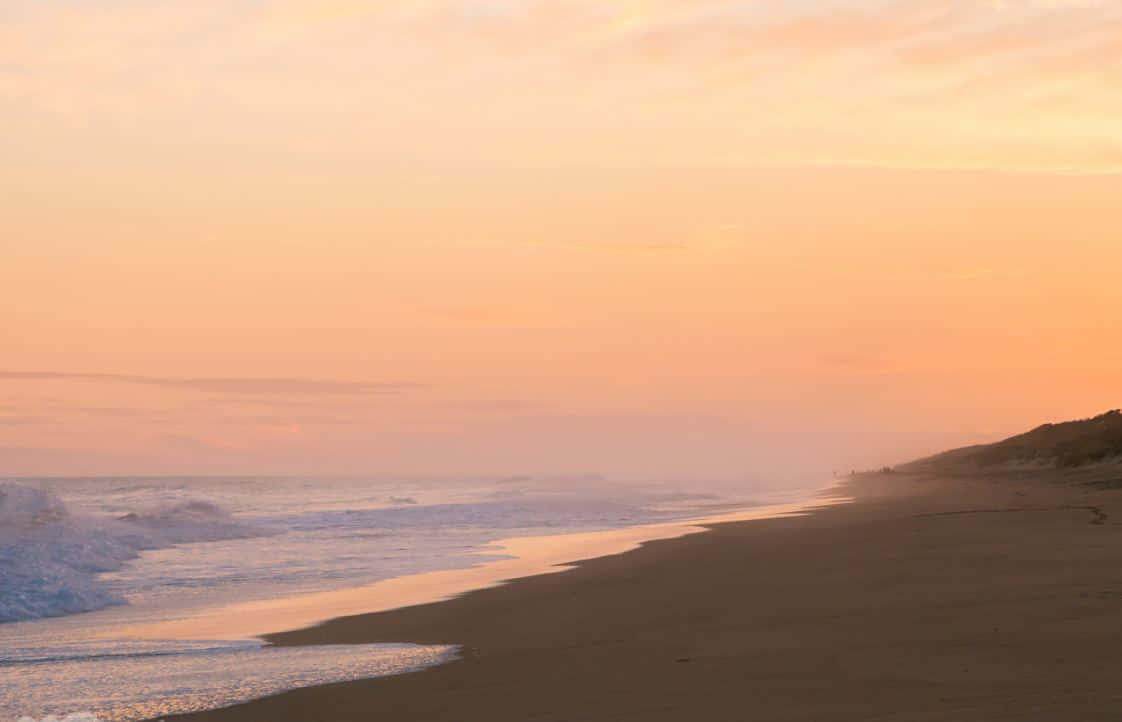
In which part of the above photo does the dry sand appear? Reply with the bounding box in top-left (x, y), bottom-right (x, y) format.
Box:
top-left (168, 469), bottom-right (1122, 721)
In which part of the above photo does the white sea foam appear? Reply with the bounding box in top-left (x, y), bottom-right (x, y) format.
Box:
top-left (4, 641), bottom-right (457, 722)
top-left (0, 484), bottom-right (266, 623)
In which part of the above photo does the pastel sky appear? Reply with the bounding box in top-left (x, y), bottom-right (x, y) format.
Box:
top-left (3, 1), bottom-right (1121, 479)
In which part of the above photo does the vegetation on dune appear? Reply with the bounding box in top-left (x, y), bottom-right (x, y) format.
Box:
top-left (914, 410), bottom-right (1122, 470)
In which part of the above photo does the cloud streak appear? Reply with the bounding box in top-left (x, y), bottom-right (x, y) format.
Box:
top-left (0, 372), bottom-right (419, 396)
top-left (2, 1), bottom-right (1121, 172)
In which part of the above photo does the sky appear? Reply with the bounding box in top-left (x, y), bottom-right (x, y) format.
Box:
top-left (3, 0), bottom-right (1121, 480)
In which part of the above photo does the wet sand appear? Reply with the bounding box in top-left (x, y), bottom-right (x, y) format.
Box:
top-left (170, 469), bottom-right (1122, 721)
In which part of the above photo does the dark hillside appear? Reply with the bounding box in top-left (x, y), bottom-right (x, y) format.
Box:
top-left (909, 410), bottom-right (1122, 471)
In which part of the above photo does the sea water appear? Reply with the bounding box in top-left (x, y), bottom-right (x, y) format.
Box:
top-left (0, 475), bottom-right (799, 721)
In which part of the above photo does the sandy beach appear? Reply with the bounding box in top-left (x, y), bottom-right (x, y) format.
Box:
top-left (164, 465), bottom-right (1122, 721)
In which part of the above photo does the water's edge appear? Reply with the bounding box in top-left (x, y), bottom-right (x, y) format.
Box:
top-left (133, 486), bottom-right (851, 722)
top-left (7, 483), bottom-right (847, 722)
top-left (121, 487), bottom-right (846, 645)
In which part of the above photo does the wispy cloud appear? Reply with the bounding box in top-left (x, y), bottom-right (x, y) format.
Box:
top-left (0, 372), bottom-right (419, 395)
top-left (2, 0), bottom-right (1121, 171)
top-left (565, 240), bottom-right (689, 251)
top-left (0, 415), bottom-right (44, 425)
top-left (938, 266), bottom-right (1030, 281)
top-left (445, 399), bottom-right (547, 414)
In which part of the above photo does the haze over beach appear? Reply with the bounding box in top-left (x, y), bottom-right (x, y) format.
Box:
top-left (4, 1), bottom-right (1122, 721)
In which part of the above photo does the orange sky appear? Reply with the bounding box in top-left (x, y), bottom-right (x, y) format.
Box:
top-left (3, 1), bottom-right (1121, 479)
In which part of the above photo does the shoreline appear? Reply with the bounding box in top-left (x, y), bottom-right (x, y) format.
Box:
top-left (168, 468), bottom-right (1122, 721)
top-left (115, 485), bottom-right (840, 643)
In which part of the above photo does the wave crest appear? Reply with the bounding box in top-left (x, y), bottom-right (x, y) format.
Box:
top-left (0, 484), bottom-right (266, 624)
top-left (0, 485), bottom-right (69, 529)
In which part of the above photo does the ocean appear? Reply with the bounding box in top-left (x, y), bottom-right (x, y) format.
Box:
top-left (0, 475), bottom-right (812, 721)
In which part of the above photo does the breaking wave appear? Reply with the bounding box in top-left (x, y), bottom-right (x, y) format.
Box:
top-left (0, 484), bottom-right (266, 623)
